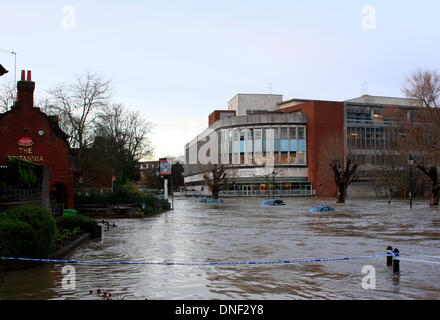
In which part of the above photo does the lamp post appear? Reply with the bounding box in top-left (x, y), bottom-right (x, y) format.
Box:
top-left (0, 49), bottom-right (17, 83)
top-left (337, 164), bottom-right (342, 201)
top-left (408, 154), bottom-right (414, 210)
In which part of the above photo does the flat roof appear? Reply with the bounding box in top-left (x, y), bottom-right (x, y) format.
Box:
top-left (278, 94), bottom-right (422, 107)
top-left (227, 93), bottom-right (283, 104)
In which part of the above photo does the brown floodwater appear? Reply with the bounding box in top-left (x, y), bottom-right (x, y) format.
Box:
top-left (1, 197), bottom-right (439, 300)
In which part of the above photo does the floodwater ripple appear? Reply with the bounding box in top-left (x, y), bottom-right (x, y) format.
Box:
top-left (0, 198), bottom-right (439, 300)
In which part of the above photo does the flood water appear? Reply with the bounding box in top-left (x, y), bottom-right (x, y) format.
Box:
top-left (1, 197), bottom-right (439, 300)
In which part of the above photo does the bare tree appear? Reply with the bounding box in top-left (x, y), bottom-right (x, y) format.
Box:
top-left (402, 69), bottom-right (440, 206)
top-left (203, 164), bottom-right (227, 199)
top-left (368, 107), bottom-right (408, 203)
top-left (223, 167), bottom-right (239, 192)
top-left (402, 69), bottom-right (440, 108)
top-left (401, 121), bottom-right (440, 206)
top-left (256, 166), bottom-right (280, 197)
top-left (124, 109), bottom-right (154, 161)
top-left (330, 158), bottom-right (359, 203)
top-left (323, 133), bottom-right (358, 203)
top-left (95, 103), bottom-right (154, 161)
top-left (45, 71), bottom-right (113, 150)
top-left (0, 80), bottom-right (16, 112)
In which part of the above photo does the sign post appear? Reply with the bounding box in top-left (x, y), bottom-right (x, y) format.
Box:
top-left (159, 158), bottom-right (173, 209)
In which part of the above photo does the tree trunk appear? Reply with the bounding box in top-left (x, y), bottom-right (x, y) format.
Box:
top-left (417, 165), bottom-right (439, 207)
top-left (337, 183), bottom-right (347, 203)
top-left (330, 159), bottom-right (358, 204)
top-left (387, 182), bottom-right (393, 204)
top-left (431, 184), bottom-right (439, 206)
top-left (211, 188), bottom-right (219, 200)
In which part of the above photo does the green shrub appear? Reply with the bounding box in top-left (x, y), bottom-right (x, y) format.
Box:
top-left (1, 206), bottom-right (56, 258)
top-left (0, 217), bottom-right (35, 258)
top-left (144, 195), bottom-right (161, 209)
top-left (143, 205), bottom-right (156, 214)
top-left (160, 199), bottom-right (171, 210)
top-left (54, 226), bottom-right (81, 244)
top-left (56, 215), bottom-right (98, 234)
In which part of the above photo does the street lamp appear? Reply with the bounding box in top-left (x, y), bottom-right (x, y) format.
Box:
top-left (0, 49), bottom-right (17, 83)
top-left (408, 154), bottom-right (414, 210)
top-left (336, 164), bottom-right (342, 200)
top-left (0, 64), bottom-right (8, 76)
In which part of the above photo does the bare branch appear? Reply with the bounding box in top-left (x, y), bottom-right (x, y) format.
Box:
top-left (0, 80), bottom-right (16, 112)
top-left (46, 71), bottom-right (113, 149)
top-left (402, 68), bottom-right (440, 108)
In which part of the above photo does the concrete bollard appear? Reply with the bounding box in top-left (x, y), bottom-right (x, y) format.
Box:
top-left (91, 223), bottom-right (102, 238)
top-left (393, 248), bottom-right (400, 274)
top-left (387, 246), bottom-right (393, 266)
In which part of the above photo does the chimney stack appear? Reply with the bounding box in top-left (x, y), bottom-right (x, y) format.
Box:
top-left (17, 70), bottom-right (35, 110)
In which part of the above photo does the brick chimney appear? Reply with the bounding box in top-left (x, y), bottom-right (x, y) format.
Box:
top-left (17, 70), bottom-right (35, 109)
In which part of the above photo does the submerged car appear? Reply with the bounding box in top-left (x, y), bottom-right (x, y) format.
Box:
top-left (259, 199), bottom-right (286, 206)
top-left (197, 198), bottom-right (223, 203)
top-left (307, 206), bottom-right (335, 213)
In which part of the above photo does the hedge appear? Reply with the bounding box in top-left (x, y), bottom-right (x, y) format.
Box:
top-left (0, 206), bottom-right (56, 258)
top-left (0, 217), bottom-right (35, 258)
top-left (55, 214), bottom-right (98, 234)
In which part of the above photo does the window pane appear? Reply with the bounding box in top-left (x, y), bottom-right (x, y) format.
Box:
top-left (289, 152), bottom-right (296, 163)
top-left (298, 127), bottom-right (305, 139)
top-left (289, 127), bottom-right (296, 139)
top-left (280, 152), bottom-right (288, 164)
top-left (281, 127), bottom-right (288, 140)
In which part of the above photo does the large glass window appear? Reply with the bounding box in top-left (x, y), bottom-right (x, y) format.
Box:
top-left (280, 127), bottom-right (288, 152)
top-left (289, 152), bottom-right (296, 163)
top-left (273, 127), bottom-right (280, 153)
top-left (215, 125), bottom-right (307, 166)
top-left (280, 152), bottom-right (289, 164)
top-left (240, 130), bottom-right (245, 153)
top-left (254, 152), bottom-right (263, 165)
top-left (254, 128), bottom-right (262, 153)
top-left (298, 127), bottom-right (305, 140)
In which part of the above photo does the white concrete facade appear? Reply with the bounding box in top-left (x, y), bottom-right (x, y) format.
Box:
top-left (228, 94), bottom-right (283, 116)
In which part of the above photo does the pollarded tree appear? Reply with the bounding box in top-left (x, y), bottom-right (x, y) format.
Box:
top-left (330, 158), bottom-right (359, 203)
top-left (203, 164), bottom-right (227, 199)
top-left (324, 132), bottom-right (359, 203)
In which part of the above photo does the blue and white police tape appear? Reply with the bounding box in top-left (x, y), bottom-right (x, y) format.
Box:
top-left (1, 252), bottom-right (399, 266)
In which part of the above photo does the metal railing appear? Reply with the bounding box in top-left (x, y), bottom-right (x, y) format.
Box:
top-left (185, 189), bottom-right (316, 197)
top-left (1, 156), bottom-right (43, 197)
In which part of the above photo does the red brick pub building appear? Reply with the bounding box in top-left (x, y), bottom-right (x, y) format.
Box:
top-left (0, 71), bottom-right (75, 210)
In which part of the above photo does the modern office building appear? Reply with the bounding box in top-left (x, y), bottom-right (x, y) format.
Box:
top-left (184, 93), bottom-right (422, 198)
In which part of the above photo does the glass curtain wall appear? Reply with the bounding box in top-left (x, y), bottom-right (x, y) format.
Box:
top-left (220, 125), bottom-right (307, 166)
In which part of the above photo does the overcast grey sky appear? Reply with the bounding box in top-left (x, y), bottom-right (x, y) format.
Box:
top-left (1, 0), bottom-right (439, 159)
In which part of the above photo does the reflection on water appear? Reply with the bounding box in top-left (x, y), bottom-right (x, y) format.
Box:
top-left (1, 198), bottom-right (439, 300)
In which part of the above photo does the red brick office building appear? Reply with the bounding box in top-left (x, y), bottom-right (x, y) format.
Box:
top-left (0, 70), bottom-right (75, 210)
top-left (185, 93), bottom-right (421, 198)
top-left (279, 99), bottom-right (345, 197)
